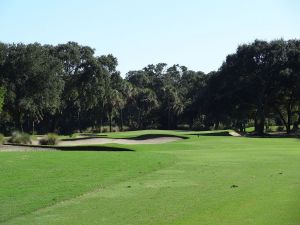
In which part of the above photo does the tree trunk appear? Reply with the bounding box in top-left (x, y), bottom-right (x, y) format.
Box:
top-left (214, 120), bottom-right (219, 130)
top-left (238, 122), bottom-right (245, 133)
top-left (17, 109), bottom-right (23, 132)
top-left (167, 108), bottom-right (171, 129)
top-left (77, 111), bottom-right (81, 132)
top-left (52, 114), bottom-right (59, 133)
top-left (274, 106), bottom-right (291, 134)
top-left (292, 112), bottom-right (300, 131)
top-left (109, 111), bottom-right (112, 132)
top-left (255, 107), bottom-right (265, 135)
top-left (20, 114), bottom-right (23, 132)
top-left (138, 110), bottom-right (142, 129)
top-left (286, 105), bottom-right (291, 134)
top-left (99, 106), bottom-right (104, 133)
top-left (120, 109), bottom-right (123, 131)
top-left (254, 116), bottom-right (257, 132)
top-left (99, 117), bottom-right (103, 133)
top-left (256, 119), bottom-right (265, 135)
top-left (32, 120), bottom-right (35, 135)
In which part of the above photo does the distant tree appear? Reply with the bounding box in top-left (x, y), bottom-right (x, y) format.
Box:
top-left (1, 43), bottom-right (64, 132)
top-left (135, 88), bottom-right (158, 129)
top-left (1, 39), bottom-right (300, 135)
top-left (179, 70), bottom-right (207, 128)
top-left (272, 40), bottom-right (300, 133)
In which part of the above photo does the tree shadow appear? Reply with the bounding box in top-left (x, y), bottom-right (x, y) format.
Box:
top-left (189, 131), bottom-right (300, 139)
top-left (188, 131), bottom-right (231, 137)
top-left (54, 145), bottom-right (134, 152)
top-left (245, 133), bottom-right (298, 138)
top-left (3, 143), bottom-right (134, 152)
top-left (122, 134), bottom-right (188, 140)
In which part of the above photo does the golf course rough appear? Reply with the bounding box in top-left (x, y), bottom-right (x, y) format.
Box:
top-left (1, 130), bottom-right (300, 225)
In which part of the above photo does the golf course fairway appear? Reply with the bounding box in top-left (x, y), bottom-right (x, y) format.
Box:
top-left (1, 130), bottom-right (300, 225)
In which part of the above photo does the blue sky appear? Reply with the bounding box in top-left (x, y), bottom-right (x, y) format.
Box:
top-left (1, 0), bottom-right (300, 76)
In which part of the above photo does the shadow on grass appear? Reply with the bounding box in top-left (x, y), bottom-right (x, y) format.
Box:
top-left (61, 134), bottom-right (187, 142)
top-left (189, 131), bottom-right (300, 139)
top-left (245, 133), bottom-right (299, 138)
top-left (188, 131), bottom-right (231, 137)
top-left (55, 145), bottom-right (134, 152)
top-left (122, 134), bottom-right (188, 140)
top-left (4, 143), bottom-right (134, 152)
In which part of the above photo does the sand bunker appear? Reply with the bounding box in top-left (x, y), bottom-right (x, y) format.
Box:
top-left (0, 136), bottom-right (183, 151)
top-left (229, 131), bottom-right (242, 137)
top-left (58, 136), bottom-right (182, 146)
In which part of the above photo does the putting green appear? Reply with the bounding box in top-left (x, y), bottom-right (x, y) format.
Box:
top-left (1, 130), bottom-right (300, 225)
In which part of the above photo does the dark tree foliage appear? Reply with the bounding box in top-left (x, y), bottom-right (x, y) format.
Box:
top-left (202, 40), bottom-right (300, 134)
top-left (0, 39), bottom-right (300, 135)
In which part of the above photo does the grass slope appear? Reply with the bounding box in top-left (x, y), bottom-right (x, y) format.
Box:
top-left (1, 130), bottom-right (300, 225)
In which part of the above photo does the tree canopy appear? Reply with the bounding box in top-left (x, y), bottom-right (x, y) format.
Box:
top-left (1, 39), bottom-right (300, 135)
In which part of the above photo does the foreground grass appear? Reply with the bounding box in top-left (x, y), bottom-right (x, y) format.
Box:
top-left (0, 147), bottom-right (175, 223)
top-left (1, 130), bottom-right (300, 225)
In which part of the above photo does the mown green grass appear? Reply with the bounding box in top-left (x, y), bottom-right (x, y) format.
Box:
top-left (1, 130), bottom-right (300, 225)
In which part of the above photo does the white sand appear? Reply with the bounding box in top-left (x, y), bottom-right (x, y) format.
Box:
top-left (0, 136), bottom-right (182, 151)
top-left (229, 131), bottom-right (242, 137)
top-left (58, 137), bottom-right (182, 146)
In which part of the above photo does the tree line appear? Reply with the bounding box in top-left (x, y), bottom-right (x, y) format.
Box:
top-left (0, 40), bottom-right (300, 135)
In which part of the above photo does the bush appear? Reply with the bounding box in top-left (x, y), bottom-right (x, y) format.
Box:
top-left (277, 126), bottom-right (284, 132)
top-left (100, 126), bottom-right (123, 133)
top-left (192, 115), bottom-right (206, 131)
top-left (69, 133), bottom-right (78, 138)
top-left (102, 127), bottom-right (108, 133)
top-left (0, 133), bottom-right (4, 144)
top-left (39, 133), bottom-right (60, 145)
top-left (266, 127), bottom-right (272, 132)
top-left (8, 131), bottom-right (32, 144)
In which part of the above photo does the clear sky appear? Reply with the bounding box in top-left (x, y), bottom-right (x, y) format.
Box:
top-left (1, 0), bottom-right (300, 76)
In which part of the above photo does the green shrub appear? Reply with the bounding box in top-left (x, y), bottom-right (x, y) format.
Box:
top-left (192, 116), bottom-right (206, 131)
top-left (8, 131), bottom-right (32, 144)
top-left (39, 133), bottom-right (59, 145)
top-left (0, 133), bottom-right (4, 144)
top-left (277, 126), bottom-right (284, 132)
top-left (266, 127), bottom-right (272, 132)
top-left (69, 133), bottom-right (78, 138)
top-left (100, 126), bottom-right (122, 133)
